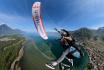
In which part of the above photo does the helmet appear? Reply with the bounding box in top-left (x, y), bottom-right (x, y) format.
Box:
top-left (61, 29), bottom-right (69, 36)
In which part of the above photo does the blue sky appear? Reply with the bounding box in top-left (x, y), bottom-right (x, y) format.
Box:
top-left (0, 0), bottom-right (104, 32)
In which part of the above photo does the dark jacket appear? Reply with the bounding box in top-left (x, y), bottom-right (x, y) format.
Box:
top-left (60, 36), bottom-right (75, 49)
top-left (60, 36), bottom-right (83, 59)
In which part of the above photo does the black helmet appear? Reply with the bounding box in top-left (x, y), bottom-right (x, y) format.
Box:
top-left (61, 29), bottom-right (70, 36)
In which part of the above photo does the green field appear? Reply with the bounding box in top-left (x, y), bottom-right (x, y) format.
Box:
top-left (0, 35), bottom-right (25, 70)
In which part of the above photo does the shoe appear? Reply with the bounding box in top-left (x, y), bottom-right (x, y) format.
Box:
top-left (45, 63), bottom-right (55, 70)
top-left (52, 61), bottom-right (58, 66)
top-left (67, 58), bottom-right (73, 66)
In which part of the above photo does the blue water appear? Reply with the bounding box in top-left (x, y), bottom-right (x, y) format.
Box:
top-left (27, 33), bottom-right (89, 70)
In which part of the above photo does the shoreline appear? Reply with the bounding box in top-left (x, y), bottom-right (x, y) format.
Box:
top-left (10, 46), bottom-right (24, 70)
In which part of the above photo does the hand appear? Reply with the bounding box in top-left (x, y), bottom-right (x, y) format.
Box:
top-left (54, 28), bottom-right (58, 31)
top-left (64, 37), bottom-right (72, 41)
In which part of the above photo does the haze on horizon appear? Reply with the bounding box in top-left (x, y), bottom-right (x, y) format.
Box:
top-left (0, 0), bottom-right (104, 32)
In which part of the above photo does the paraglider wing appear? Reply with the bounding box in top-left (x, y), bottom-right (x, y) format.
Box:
top-left (32, 2), bottom-right (48, 40)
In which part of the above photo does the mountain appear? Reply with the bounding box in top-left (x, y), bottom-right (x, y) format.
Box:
top-left (72, 28), bottom-right (93, 41)
top-left (14, 29), bottom-right (25, 34)
top-left (66, 28), bottom-right (104, 70)
top-left (71, 27), bottom-right (104, 41)
top-left (96, 27), bottom-right (104, 37)
top-left (0, 24), bottom-right (24, 36)
top-left (98, 27), bottom-right (104, 32)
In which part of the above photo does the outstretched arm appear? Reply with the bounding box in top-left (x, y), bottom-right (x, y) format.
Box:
top-left (54, 28), bottom-right (62, 35)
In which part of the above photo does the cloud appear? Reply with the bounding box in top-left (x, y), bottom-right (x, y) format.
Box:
top-left (0, 12), bottom-right (35, 32)
top-left (0, 22), bottom-right (5, 25)
top-left (89, 22), bottom-right (104, 29)
top-left (0, 0), bottom-right (104, 31)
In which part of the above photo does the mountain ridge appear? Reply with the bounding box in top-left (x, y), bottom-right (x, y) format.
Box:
top-left (0, 24), bottom-right (24, 36)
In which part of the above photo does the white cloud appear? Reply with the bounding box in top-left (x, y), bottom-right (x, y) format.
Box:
top-left (89, 23), bottom-right (104, 29)
top-left (0, 22), bottom-right (5, 25)
top-left (0, 12), bottom-right (35, 32)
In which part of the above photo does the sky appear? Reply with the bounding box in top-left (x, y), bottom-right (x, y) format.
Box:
top-left (0, 0), bottom-right (104, 32)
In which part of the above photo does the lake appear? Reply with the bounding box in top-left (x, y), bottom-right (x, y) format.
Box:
top-left (21, 33), bottom-right (89, 70)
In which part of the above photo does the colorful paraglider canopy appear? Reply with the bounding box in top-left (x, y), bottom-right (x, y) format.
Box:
top-left (32, 2), bottom-right (48, 40)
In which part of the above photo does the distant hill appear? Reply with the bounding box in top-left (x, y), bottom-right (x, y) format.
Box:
top-left (96, 27), bottom-right (104, 37)
top-left (0, 24), bottom-right (24, 36)
top-left (71, 27), bottom-right (104, 41)
top-left (72, 28), bottom-right (93, 41)
top-left (46, 27), bottom-right (104, 41)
